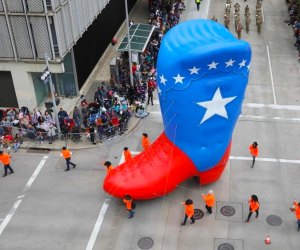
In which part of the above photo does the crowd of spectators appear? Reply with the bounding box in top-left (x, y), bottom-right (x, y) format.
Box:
top-left (287, 0), bottom-right (300, 60)
top-left (0, 0), bottom-right (186, 148)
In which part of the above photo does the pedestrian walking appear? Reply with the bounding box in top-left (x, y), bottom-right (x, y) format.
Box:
top-left (0, 150), bottom-right (14, 177)
top-left (104, 161), bottom-right (113, 174)
top-left (249, 141), bottom-right (258, 168)
top-left (291, 200), bottom-right (300, 231)
top-left (195, 0), bottom-right (201, 11)
top-left (142, 133), bottom-right (150, 151)
top-left (245, 195), bottom-right (259, 222)
top-left (61, 146), bottom-right (76, 171)
top-left (181, 199), bottom-right (195, 225)
top-left (123, 147), bottom-right (133, 162)
top-left (123, 195), bottom-right (135, 218)
top-left (202, 190), bottom-right (215, 214)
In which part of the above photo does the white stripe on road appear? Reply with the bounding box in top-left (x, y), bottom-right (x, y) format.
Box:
top-left (243, 103), bottom-right (300, 111)
top-left (0, 199), bottom-right (22, 236)
top-left (23, 156), bottom-right (48, 193)
top-left (205, 0), bottom-right (211, 18)
top-left (0, 155), bottom-right (48, 237)
top-left (230, 156), bottom-right (300, 164)
top-left (86, 199), bottom-right (110, 250)
top-left (266, 45), bottom-right (277, 105)
top-left (122, 151), bottom-right (300, 165)
top-left (149, 111), bottom-right (300, 123)
top-left (154, 102), bottom-right (300, 111)
top-left (239, 115), bottom-right (300, 123)
top-left (85, 151), bottom-right (141, 249)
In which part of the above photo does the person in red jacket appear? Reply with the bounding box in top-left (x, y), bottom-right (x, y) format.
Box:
top-left (202, 190), bottom-right (215, 214)
top-left (249, 141), bottom-right (258, 168)
top-left (123, 195), bottom-right (135, 218)
top-left (142, 133), bottom-right (150, 151)
top-left (0, 150), bottom-right (14, 177)
top-left (61, 146), bottom-right (76, 171)
top-left (181, 199), bottom-right (195, 225)
top-left (245, 194), bottom-right (260, 222)
top-left (292, 200), bottom-right (300, 231)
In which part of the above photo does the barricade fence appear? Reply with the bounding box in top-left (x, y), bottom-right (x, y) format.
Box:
top-left (1, 123), bottom-right (128, 147)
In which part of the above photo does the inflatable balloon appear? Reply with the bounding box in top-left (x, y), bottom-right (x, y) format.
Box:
top-left (103, 19), bottom-right (251, 200)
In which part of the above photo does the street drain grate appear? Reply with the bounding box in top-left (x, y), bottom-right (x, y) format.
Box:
top-left (137, 237), bottom-right (154, 249)
top-left (27, 147), bottom-right (51, 153)
top-left (218, 243), bottom-right (234, 250)
top-left (220, 206), bottom-right (236, 217)
top-left (266, 215), bottom-right (282, 226)
top-left (194, 209), bottom-right (204, 220)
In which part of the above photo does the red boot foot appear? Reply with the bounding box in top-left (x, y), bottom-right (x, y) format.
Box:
top-left (103, 133), bottom-right (230, 199)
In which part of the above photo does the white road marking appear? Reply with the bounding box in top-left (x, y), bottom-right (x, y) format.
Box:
top-left (149, 111), bottom-right (300, 123)
top-left (23, 156), bottom-right (48, 193)
top-left (154, 102), bottom-right (300, 111)
top-left (230, 156), bottom-right (300, 164)
top-left (125, 151), bottom-right (300, 165)
top-left (0, 156), bottom-right (48, 237)
top-left (86, 150), bottom-right (141, 249)
top-left (86, 199), bottom-right (110, 250)
top-left (243, 103), bottom-right (300, 111)
top-left (205, 0), bottom-right (211, 19)
top-left (239, 115), bottom-right (300, 123)
top-left (266, 45), bottom-right (277, 104)
top-left (0, 199), bottom-right (22, 237)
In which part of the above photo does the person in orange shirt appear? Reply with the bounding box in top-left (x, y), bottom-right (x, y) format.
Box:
top-left (0, 150), bottom-right (14, 177)
top-left (123, 195), bottom-right (135, 218)
top-left (123, 147), bottom-right (132, 162)
top-left (245, 194), bottom-right (260, 222)
top-left (249, 141), bottom-right (258, 168)
top-left (104, 161), bottom-right (113, 173)
top-left (202, 190), bottom-right (215, 214)
top-left (292, 200), bottom-right (300, 231)
top-left (61, 146), bottom-right (76, 171)
top-left (181, 199), bottom-right (195, 225)
top-left (142, 133), bottom-right (150, 151)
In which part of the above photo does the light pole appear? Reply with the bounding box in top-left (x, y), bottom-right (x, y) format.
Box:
top-left (124, 0), bottom-right (134, 87)
top-left (41, 53), bottom-right (61, 134)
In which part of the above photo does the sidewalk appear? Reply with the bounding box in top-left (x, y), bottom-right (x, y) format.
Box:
top-left (20, 0), bottom-right (149, 151)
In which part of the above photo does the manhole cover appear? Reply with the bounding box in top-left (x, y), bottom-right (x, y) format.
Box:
top-left (137, 237), bottom-right (154, 249)
top-left (266, 215), bottom-right (282, 226)
top-left (194, 209), bottom-right (204, 220)
top-left (218, 243), bottom-right (234, 250)
top-left (220, 206), bottom-right (236, 217)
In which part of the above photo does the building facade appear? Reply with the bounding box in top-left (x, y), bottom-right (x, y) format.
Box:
top-left (0, 0), bottom-right (136, 108)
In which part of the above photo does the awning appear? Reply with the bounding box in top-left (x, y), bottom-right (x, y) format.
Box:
top-left (117, 24), bottom-right (155, 53)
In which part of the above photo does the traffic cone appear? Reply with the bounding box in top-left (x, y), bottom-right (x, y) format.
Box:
top-left (264, 235), bottom-right (271, 245)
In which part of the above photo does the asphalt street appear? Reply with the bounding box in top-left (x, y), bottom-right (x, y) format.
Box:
top-left (1, 0), bottom-right (300, 249)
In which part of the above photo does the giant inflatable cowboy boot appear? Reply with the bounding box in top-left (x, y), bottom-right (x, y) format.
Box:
top-left (103, 19), bottom-right (251, 199)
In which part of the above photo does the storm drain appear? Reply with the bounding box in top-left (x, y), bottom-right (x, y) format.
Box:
top-left (220, 206), bottom-right (236, 217)
top-left (137, 237), bottom-right (154, 249)
top-left (194, 209), bottom-right (204, 220)
top-left (27, 147), bottom-right (51, 153)
top-left (218, 243), bottom-right (234, 250)
top-left (266, 215), bottom-right (282, 226)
